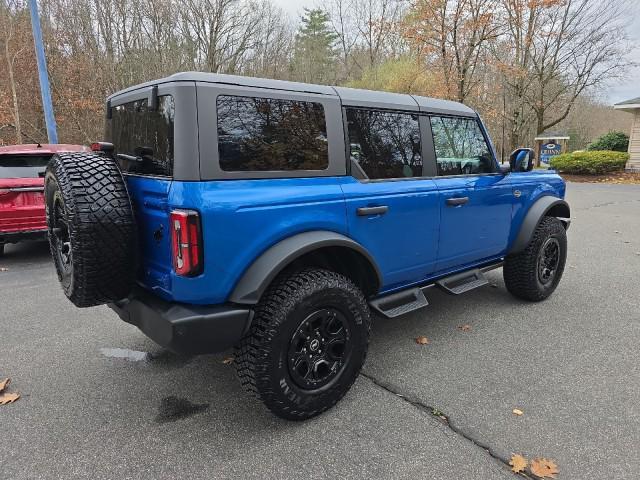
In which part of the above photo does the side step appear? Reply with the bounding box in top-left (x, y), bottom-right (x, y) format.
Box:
top-left (436, 269), bottom-right (488, 295)
top-left (369, 288), bottom-right (429, 319)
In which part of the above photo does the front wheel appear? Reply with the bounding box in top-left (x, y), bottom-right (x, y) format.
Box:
top-left (503, 216), bottom-right (567, 301)
top-left (235, 268), bottom-right (371, 420)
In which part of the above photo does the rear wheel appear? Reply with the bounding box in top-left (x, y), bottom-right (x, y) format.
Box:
top-left (503, 216), bottom-right (567, 301)
top-left (235, 268), bottom-right (371, 420)
top-left (45, 152), bottom-right (137, 307)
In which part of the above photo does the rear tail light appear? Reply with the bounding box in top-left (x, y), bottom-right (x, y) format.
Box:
top-left (170, 209), bottom-right (202, 276)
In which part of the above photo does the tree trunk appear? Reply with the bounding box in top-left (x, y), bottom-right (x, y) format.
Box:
top-left (4, 35), bottom-right (22, 144)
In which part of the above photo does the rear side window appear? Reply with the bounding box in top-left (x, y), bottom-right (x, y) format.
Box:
top-left (346, 108), bottom-right (422, 180)
top-left (217, 95), bottom-right (329, 172)
top-left (0, 155), bottom-right (52, 178)
top-left (429, 116), bottom-right (495, 176)
top-left (110, 96), bottom-right (175, 177)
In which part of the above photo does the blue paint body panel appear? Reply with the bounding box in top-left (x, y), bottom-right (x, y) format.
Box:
top-left (433, 174), bottom-right (513, 272)
top-left (340, 177), bottom-right (441, 291)
top-left (125, 169), bottom-right (566, 306)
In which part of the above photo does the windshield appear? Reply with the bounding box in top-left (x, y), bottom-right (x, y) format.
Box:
top-left (0, 154), bottom-right (52, 178)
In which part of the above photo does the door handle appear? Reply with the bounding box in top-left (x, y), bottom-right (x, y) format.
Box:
top-left (357, 205), bottom-right (389, 216)
top-left (446, 197), bottom-right (469, 206)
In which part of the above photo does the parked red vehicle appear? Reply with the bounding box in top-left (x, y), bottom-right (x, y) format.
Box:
top-left (0, 143), bottom-right (88, 256)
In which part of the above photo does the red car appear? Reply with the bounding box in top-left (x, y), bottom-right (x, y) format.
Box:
top-left (0, 143), bottom-right (88, 256)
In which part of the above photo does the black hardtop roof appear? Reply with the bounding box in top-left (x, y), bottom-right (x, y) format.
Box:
top-left (107, 71), bottom-right (476, 117)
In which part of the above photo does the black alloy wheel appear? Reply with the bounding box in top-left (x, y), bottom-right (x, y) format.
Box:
top-left (288, 307), bottom-right (351, 390)
top-left (537, 237), bottom-right (560, 285)
top-left (51, 193), bottom-right (72, 277)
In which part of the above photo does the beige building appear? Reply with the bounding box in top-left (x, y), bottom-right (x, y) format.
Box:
top-left (614, 97), bottom-right (640, 172)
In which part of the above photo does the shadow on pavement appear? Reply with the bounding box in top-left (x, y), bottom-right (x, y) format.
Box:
top-left (1, 240), bottom-right (51, 265)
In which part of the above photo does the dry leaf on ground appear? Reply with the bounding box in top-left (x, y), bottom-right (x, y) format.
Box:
top-left (509, 454), bottom-right (527, 473)
top-left (222, 356), bottom-right (234, 365)
top-left (415, 336), bottom-right (430, 345)
top-left (0, 378), bottom-right (10, 393)
top-left (0, 267), bottom-right (9, 272)
top-left (512, 408), bottom-right (524, 416)
top-left (530, 458), bottom-right (559, 478)
top-left (0, 392), bottom-right (20, 405)
top-left (457, 324), bottom-right (472, 332)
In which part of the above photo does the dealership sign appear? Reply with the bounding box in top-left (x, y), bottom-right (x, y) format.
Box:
top-left (540, 142), bottom-right (562, 164)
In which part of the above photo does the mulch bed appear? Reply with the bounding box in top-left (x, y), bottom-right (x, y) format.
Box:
top-left (560, 172), bottom-right (640, 184)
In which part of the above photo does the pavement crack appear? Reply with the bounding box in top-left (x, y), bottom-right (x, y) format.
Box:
top-left (360, 371), bottom-right (520, 476)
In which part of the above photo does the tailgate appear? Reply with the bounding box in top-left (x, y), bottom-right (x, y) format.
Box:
top-left (124, 175), bottom-right (174, 297)
top-left (0, 178), bottom-right (46, 233)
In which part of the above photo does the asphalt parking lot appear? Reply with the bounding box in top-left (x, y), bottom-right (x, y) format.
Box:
top-left (1, 182), bottom-right (639, 480)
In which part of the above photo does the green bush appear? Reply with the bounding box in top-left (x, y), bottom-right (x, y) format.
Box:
top-left (550, 151), bottom-right (629, 174)
top-left (587, 131), bottom-right (629, 152)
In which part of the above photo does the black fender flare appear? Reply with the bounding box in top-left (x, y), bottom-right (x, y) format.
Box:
top-left (508, 196), bottom-right (570, 255)
top-left (229, 231), bottom-right (383, 305)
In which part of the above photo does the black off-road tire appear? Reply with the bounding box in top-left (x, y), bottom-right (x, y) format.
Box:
top-left (235, 268), bottom-right (371, 420)
top-left (45, 152), bottom-right (136, 307)
top-left (503, 216), bottom-right (567, 302)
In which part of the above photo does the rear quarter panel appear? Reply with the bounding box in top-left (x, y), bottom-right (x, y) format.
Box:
top-left (168, 177), bottom-right (348, 304)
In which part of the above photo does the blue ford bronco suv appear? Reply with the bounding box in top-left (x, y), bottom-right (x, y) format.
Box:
top-left (45, 72), bottom-right (570, 420)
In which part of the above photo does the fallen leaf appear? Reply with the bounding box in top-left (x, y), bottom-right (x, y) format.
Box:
top-left (0, 378), bottom-right (10, 393)
top-left (0, 267), bottom-right (8, 272)
top-left (458, 324), bottom-right (472, 332)
top-left (222, 356), bottom-right (234, 365)
top-left (614, 230), bottom-right (620, 234)
top-left (489, 283), bottom-right (498, 288)
top-left (530, 458), bottom-right (559, 478)
top-left (415, 336), bottom-right (430, 345)
top-left (509, 454), bottom-right (528, 473)
top-left (512, 408), bottom-right (524, 416)
top-left (0, 392), bottom-right (20, 405)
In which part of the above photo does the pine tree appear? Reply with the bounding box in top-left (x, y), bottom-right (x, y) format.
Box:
top-left (291, 8), bottom-right (338, 85)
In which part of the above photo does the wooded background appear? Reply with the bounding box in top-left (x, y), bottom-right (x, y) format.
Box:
top-left (0, 0), bottom-right (635, 159)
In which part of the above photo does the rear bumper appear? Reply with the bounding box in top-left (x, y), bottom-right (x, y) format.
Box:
top-left (0, 204), bottom-right (46, 233)
top-left (0, 228), bottom-right (47, 244)
top-left (108, 288), bottom-right (253, 355)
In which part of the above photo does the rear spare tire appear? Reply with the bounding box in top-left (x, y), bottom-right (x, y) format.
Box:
top-left (45, 152), bottom-right (136, 307)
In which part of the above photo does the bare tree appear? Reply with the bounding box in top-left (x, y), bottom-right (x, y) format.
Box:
top-left (327, 0), bottom-right (405, 80)
top-left (1, 0), bottom-right (26, 143)
top-left (403, 0), bottom-right (502, 103)
top-left (500, 0), bottom-right (634, 147)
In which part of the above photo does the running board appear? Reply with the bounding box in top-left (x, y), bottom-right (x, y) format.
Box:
top-left (436, 269), bottom-right (488, 295)
top-left (369, 288), bottom-right (429, 319)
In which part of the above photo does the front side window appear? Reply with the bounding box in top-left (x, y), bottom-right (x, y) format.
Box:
top-left (430, 116), bottom-right (495, 176)
top-left (346, 108), bottom-right (422, 180)
top-left (217, 95), bottom-right (329, 172)
top-left (109, 96), bottom-right (175, 177)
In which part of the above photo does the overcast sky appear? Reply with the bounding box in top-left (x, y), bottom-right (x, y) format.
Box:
top-left (271, 0), bottom-right (639, 104)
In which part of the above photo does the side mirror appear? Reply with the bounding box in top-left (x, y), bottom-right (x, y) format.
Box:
top-left (509, 148), bottom-right (535, 172)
